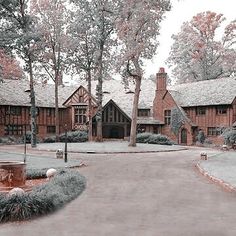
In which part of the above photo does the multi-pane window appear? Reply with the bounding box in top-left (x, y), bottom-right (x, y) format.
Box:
top-left (47, 126), bottom-right (56, 134)
top-left (10, 106), bottom-right (22, 116)
top-left (196, 107), bottom-right (206, 115)
top-left (74, 106), bottom-right (87, 124)
top-left (207, 127), bottom-right (223, 136)
top-left (164, 110), bottom-right (171, 125)
top-left (138, 109), bottom-right (150, 117)
top-left (5, 125), bottom-right (23, 135)
top-left (46, 108), bottom-right (55, 117)
top-left (216, 106), bottom-right (227, 115)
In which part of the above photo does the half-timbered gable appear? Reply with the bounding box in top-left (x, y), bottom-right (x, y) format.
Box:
top-left (102, 99), bottom-right (131, 138)
top-left (63, 86), bottom-right (97, 131)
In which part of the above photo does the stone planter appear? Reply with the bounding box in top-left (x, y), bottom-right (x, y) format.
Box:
top-left (0, 161), bottom-right (26, 191)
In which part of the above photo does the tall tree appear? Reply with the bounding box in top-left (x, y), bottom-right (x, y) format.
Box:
top-left (71, 0), bottom-right (119, 142)
top-left (67, 3), bottom-right (98, 142)
top-left (0, 0), bottom-right (40, 147)
top-left (31, 0), bottom-right (70, 141)
top-left (116, 0), bottom-right (171, 146)
top-left (0, 49), bottom-right (23, 81)
top-left (167, 11), bottom-right (236, 84)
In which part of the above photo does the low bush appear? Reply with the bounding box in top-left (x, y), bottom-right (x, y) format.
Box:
top-left (43, 136), bottom-right (56, 143)
top-left (136, 132), bottom-right (152, 143)
top-left (222, 128), bottom-right (236, 146)
top-left (136, 132), bottom-right (173, 145)
top-left (196, 130), bottom-right (205, 144)
top-left (148, 134), bottom-right (173, 145)
top-left (0, 169), bottom-right (86, 223)
top-left (59, 131), bottom-right (88, 143)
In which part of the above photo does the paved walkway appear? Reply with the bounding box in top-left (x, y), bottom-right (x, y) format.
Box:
top-left (0, 143), bottom-right (236, 235)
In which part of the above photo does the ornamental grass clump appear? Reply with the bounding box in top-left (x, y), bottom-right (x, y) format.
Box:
top-left (0, 169), bottom-right (86, 223)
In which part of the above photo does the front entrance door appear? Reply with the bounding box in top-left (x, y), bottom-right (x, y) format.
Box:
top-left (181, 128), bottom-right (187, 144)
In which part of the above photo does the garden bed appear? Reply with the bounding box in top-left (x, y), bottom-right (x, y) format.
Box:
top-left (0, 168), bottom-right (86, 223)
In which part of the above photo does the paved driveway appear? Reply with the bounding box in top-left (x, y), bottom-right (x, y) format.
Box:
top-left (1, 149), bottom-right (236, 236)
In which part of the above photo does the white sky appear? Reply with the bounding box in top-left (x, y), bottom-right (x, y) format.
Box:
top-left (144, 0), bottom-right (236, 78)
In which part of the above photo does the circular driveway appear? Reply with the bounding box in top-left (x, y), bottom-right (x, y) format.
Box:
top-left (1, 148), bottom-right (236, 236)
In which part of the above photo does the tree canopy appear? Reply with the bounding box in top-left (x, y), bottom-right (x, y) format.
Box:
top-left (167, 11), bottom-right (236, 84)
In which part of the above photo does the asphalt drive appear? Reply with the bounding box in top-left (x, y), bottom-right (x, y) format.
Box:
top-left (0, 148), bottom-right (236, 236)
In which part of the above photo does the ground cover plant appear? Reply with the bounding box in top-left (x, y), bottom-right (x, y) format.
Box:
top-left (136, 132), bottom-right (173, 145)
top-left (0, 169), bottom-right (86, 223)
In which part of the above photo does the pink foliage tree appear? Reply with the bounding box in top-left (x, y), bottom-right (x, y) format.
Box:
top-left (0, 50), bottom-right (23, 81)
top-left (167, 11), bottom-right (236, 83)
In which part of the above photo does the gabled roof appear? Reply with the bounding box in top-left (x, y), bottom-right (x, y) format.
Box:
top-left (80, 79), bottom-right (156, 118)
top-left (0, 79), bottom-right (156, 115)
top-left (0, 79), bottom-right (76, 108)
top-left (168, 77), bottom-right (236, 107)
top-left (103, 99), bottom-right (131, 122)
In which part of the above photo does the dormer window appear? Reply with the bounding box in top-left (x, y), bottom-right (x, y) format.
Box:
top-left (138, 109), bottom-right (150, 117)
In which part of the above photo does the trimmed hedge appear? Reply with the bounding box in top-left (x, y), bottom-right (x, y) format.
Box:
top-left (136, 132), bottom-right (173, 145)
top-left (43, 130), bottom-right (88, 143)
top-left (0, 169), bottom-right (86, 223)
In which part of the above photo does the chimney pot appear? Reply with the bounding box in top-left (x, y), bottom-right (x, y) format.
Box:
top-left (159, 67), bottom-right (165, 73)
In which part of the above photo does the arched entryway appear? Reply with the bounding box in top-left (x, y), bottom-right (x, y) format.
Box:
top-left (181, 128), bottom-right (187, 144)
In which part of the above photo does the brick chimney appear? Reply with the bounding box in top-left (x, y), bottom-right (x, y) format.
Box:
top-left (156, 67), bottom-right (167, 91)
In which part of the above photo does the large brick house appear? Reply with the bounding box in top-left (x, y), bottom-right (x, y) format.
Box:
top-left (0, 68), bottom-right (236, 145)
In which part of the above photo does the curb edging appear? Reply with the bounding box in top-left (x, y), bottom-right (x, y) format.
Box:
top-left (195, 162), bottom-right (236, 192)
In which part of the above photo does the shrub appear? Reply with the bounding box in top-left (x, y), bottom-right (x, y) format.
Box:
top-left (59, 131), bottom-right (88, 143)
top-left (0, 169), bottom-right (86, 223)
top-left (136, 132), bottom-right (152, 143)
top-left (43, 136), bottom-right (56, 143)
top-left (148, 134), bottom-right (173, 145)
top-left (136, 133), bottom-right (173, 145)
top-left (222, 128), bottom-right (236, 146)
top-left (196, 130), bottom-right (205, 144)
top-left (21, 132), bottom-right (41, 144)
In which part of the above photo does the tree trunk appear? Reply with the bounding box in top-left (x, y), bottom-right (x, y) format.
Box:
top-left (87, 69), bottom-right (93, 141)
top-left (96, 77), bottom-right (103, 142)
top-left (55, 74), bottom-right (60, 142)
top-left (96, 46), bottom-right (103, 142)
top-left (28, 55), bottom-right (37, 148)
top-left (129, 76), bottom-right (142, 147)
top-left (129, 58), bottom-right (142, 147)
